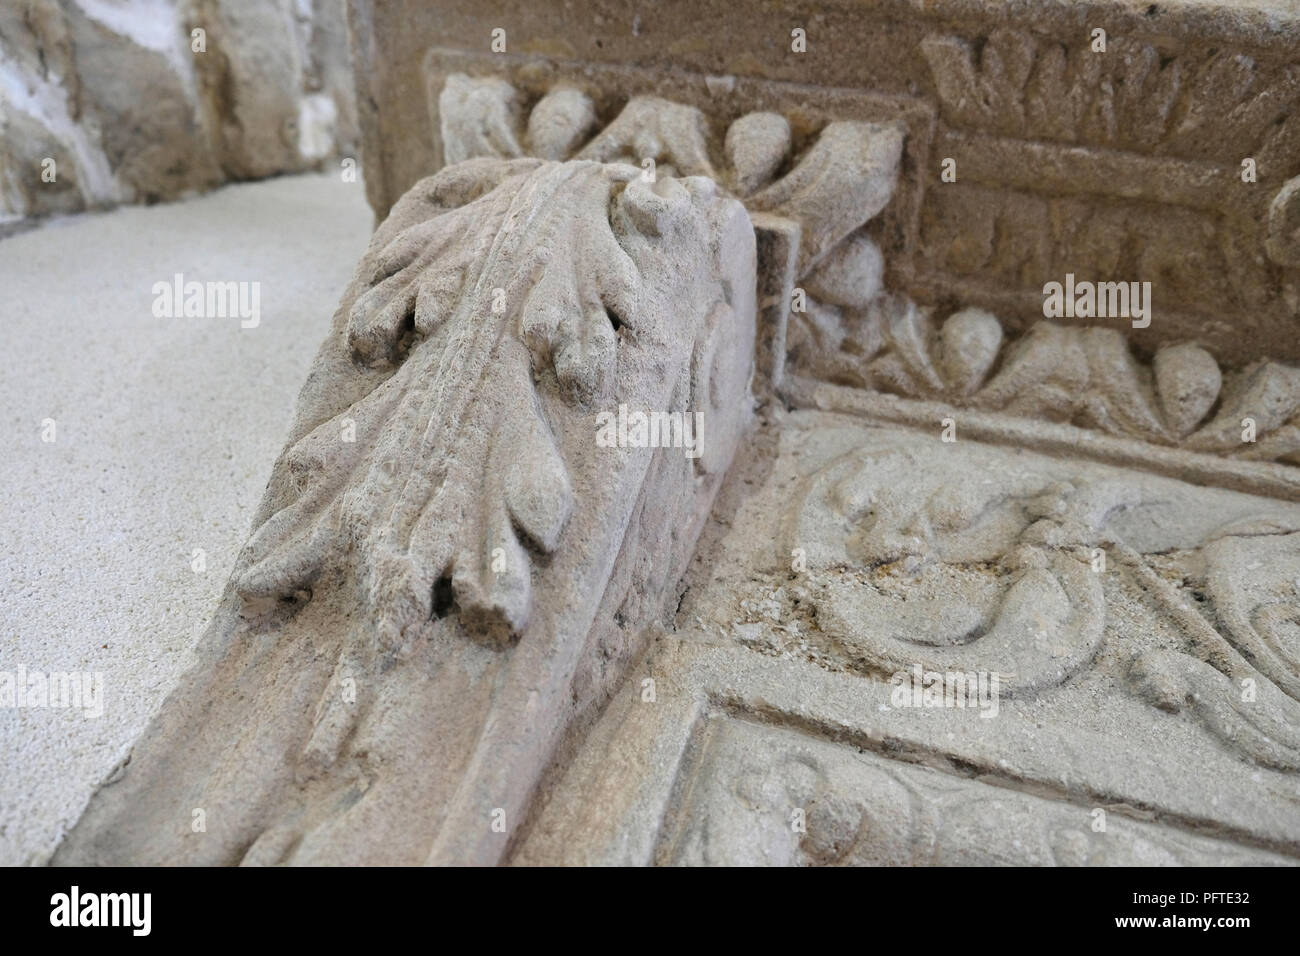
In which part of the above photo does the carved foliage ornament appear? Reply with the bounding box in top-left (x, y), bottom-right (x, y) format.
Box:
top-left (236, 155), bottom-right (754, 652)
top-left (53, 143), bottom-right (758, 867)
top-left (436, 72), bottom-right (1300, 465)
top-left (920, 29), bottom-right (1300, 170)
top-left (435, 72), bottom-right (905, 288)
top-left (788, 438), bottom-right (1300, 771)
top-left (791, 300), bottom-right (1300, 463)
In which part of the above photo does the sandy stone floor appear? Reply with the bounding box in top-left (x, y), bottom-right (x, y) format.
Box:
top-left (0, 172), bottom-right (372, 864)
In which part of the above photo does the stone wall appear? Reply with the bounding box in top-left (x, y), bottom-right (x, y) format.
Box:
top-left (0, 0), bottom-right (359, 229)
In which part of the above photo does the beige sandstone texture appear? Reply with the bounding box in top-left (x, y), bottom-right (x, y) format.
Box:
top-left (41, 0), bottom-right (1300, 865)
top-left (0, 0), bottom-right (359, 229)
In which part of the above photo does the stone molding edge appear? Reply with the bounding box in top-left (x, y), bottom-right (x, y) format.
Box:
top-left (518, 637), bottom-right (1300, 864)
top-left (422, 58), bottom-right (1300, 480)
top-left (782, 374), bottom-right (1300, 502)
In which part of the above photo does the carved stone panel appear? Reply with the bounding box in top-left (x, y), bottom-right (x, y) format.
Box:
top-left (352, 0), bottom-right (1300, 365)
top-left (518, 416), bottom-right (1300, 865)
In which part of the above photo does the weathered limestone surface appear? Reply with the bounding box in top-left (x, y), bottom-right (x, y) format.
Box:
top-left (0, 0), bottom-right (359, 227)
top-left (520, 412), bottom-right (1300, 864)
top-left (52, 1), bottom-right (1300, 865)
top-left (352, 0), bottom-right (1300, 366)
top-left (55, 150), bottom-right (757, 865)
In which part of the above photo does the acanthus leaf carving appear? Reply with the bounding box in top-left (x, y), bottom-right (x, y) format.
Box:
top-left (235, 153), bottom-right (759, 657)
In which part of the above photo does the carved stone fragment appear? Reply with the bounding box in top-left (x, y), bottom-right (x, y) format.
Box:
top-left (55, 152), bottom-right (756, 866)
top-left (44, 0), bottom-right (1300, 869)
